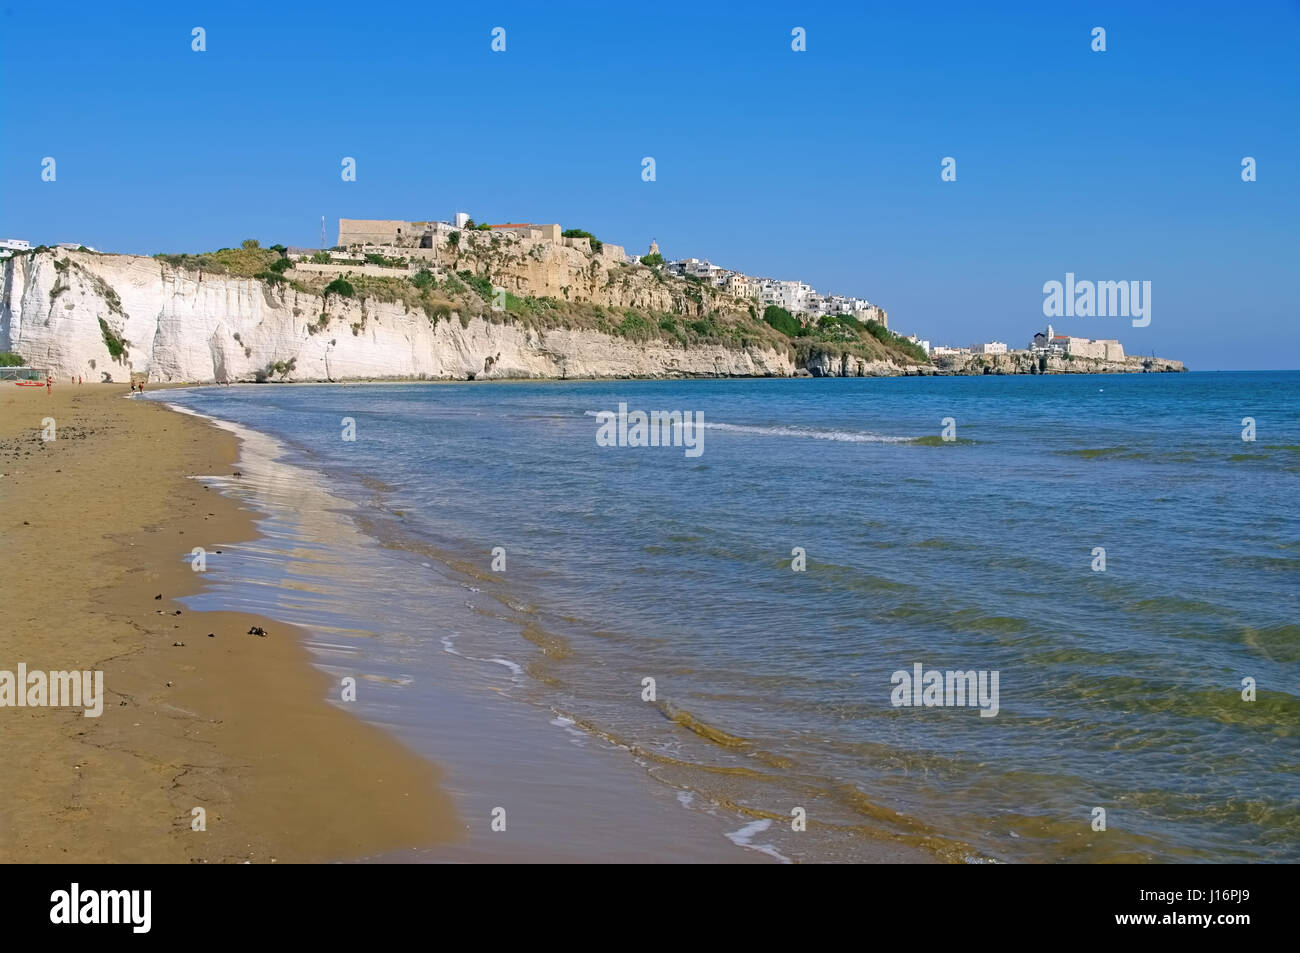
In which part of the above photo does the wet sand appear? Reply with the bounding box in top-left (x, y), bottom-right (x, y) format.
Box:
top-left (0, 383), bottom-right (460, 862)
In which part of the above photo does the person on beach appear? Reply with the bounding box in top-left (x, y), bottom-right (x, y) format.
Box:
top-left (45, 375), bottom-right (51, 393)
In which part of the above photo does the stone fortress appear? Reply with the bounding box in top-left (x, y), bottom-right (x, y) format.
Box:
top-left (1029, 324), bottom-right (1125, 362)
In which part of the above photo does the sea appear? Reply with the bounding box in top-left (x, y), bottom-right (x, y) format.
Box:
top-left (149, 371), bottom-right (1300, 863)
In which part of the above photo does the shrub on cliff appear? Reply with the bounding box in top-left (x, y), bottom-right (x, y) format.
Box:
top-left (615, 312), bottom-right (654, 341)
top-left (98, 318), bottom-right (128, 361)
top-left (762, 305), bottom-right (803, 338)
top-left (0, 352), bottom-right (25, 366)
top-left (641, 252), bottom-right (664, 267)
top-left (154, 244), bottom-right (279, 276)
top-left (324, 278), bottom-right (354, 298)
top-left (269, 256), bottom-right (292, 273)
top-left (365, 252), bottom-right (408, 268)
top-left (457, 270), bottom-right (495, 303)
top-left (863, 321), bottom-right (928, 363)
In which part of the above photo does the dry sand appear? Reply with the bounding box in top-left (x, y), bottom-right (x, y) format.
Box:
top-left (0, 382), bottom-right (460, 862)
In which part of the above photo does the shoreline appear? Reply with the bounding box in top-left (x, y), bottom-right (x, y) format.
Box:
top-left (146, 381), bottom-right (949, 864)
top-left (0, 383), bottom-right (460, 863)
top-left (148, 389), bottom-right (796, 862)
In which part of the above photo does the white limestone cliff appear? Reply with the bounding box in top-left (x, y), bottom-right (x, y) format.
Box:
top-left (1, 250), bottom-right (796, 383)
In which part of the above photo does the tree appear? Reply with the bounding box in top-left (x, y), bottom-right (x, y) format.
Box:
top-left (640, 252), bottom-right (664, 267)
top-left (324, 278), bottom-right (354, 298)
top-left (241, 239), bottom-right (260, 250)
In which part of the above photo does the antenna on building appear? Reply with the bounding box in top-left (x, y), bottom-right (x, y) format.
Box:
top-left (321, 216), bottom-right (326, 250)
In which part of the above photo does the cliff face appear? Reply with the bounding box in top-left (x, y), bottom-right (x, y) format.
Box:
top-left (453, 232), bottom-right (690, 313)
top-left (1, 250), bottom-right (794, 382)
top-left (803, 351), bottom-right (926, 377)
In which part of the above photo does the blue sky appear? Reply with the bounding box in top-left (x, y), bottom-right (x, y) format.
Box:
top-left (2, 1), bottom-right (1297, 370)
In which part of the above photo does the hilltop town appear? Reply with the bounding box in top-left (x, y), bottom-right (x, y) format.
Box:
top-left (304, 215), bottom-right (1180, 375)
top-left (0, 215), bottom-right (1183, 383)
top-left (322, 215), bottom-right (890, 326)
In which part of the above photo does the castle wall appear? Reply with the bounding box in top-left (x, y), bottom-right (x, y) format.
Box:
top-left (337, 219), bottom-right (417, 247)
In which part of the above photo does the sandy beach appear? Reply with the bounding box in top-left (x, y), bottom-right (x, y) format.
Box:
top-left (0, 382), bottom-right (459, 863)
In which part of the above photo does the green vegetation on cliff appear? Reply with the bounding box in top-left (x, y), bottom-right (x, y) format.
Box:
top-left (149, 241), bottom-right (929, 370)
top-left (154, 238), bottom-right (283, 277)
top-left (98, 318), bottom-right (128, 360)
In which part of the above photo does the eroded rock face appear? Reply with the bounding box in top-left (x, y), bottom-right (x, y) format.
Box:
top-left (1, 250), bottom-right (796, 383)
top-left (934, 350), bottom-right (1186, 375)
top-left (803, 350), bottom-right (906, 378)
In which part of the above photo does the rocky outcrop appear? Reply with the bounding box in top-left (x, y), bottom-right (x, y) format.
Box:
top-left (935, 350), bottom-right (1186, 375)
top-left (1, 250), bottom-right (795, 383)
top-left (803, 350), bottom-right (926, 377)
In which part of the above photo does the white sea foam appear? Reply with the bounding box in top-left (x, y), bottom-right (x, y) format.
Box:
top-left (583, 411), bottom-right (909, 443)
top-left (550, 714), bottom-right (589, 746)
top-left (440, 634), bottom-right (524, 681)
top-left (700, 421), bottom-right (911, 443)
top-left (723, 818), bottom-right (792, 864)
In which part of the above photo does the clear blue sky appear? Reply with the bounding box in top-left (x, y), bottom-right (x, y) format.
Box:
top-left (2, 1), bottom-right (1297, 370)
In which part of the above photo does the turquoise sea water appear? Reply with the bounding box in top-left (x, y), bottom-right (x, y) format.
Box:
top-left (153, 372), bottom-right (1300, 863)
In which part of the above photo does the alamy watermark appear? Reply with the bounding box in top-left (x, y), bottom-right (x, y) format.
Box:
top-left (50, 884), bottom-right (150, 933)
top-left (0, 664), bottom-right (104, 717)
top-left (594, 402), bottom-right (704, 457)
top-left (1043, 272), bottom-right (1150, 327)
top-left (890, 663), bottom-right (999, 717)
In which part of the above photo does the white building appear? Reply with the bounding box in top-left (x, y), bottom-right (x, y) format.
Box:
top-left (905, 334), bottom-right (931, 356)
top-left (973, 341), bottom-right (1007, 354)
top-left (0, 239), bottom-right (30, 260)
top-left (663, 258), bottom-right (881, 320)
top-left (752, 278), bottom-right (813, 313)
top-left (56, 242), bottom-right (97, 252)
top-left (724, 273), bottom-right (753, 299)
